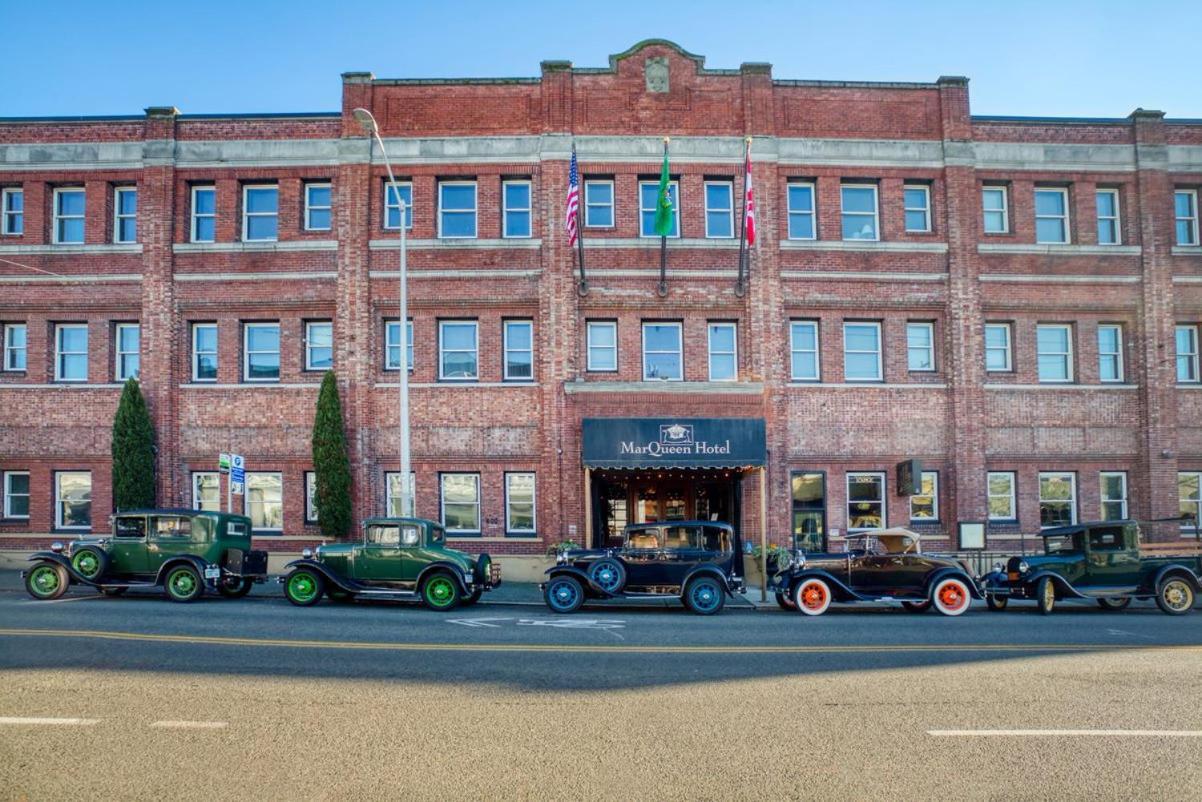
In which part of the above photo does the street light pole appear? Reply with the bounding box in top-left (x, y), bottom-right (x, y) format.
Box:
top-left (353, 108), bottom-right (412, 518)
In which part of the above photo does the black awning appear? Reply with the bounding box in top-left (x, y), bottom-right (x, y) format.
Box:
top-left (582, 417), bottom-right (766, 469)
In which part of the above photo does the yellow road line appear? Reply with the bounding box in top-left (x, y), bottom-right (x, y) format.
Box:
top-left (1, 627), bottom-right (1200, 655)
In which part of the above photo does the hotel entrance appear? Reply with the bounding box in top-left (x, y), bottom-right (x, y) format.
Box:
top-left (589, 468), bottom-right (743, 548)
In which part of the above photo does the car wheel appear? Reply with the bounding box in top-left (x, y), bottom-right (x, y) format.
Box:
top-left (25, 563), bottom-right (69, 600)
top-left (985, 594), bottom-right (1008, 611)
top-left (421, 572), bottom-right (461, 611)
top-left (1035, 577), bottom-right (1055, 615)
top-left (586, 558), bottom-right (626, 594)
top-left (283, 569), bottom-right (324, 607)
top-left (327, 590), bottom-right (356, 604)
top-left (216, 576), bottom-right (254, 599)
top-left (684, 576), bottom-right (725, 616)
top-left (163, 565), bottom-right (204, 603)
top-left (931, 578), bottom-right (972, 617)
top-left (1155, 578), bottom-right (1195, 616)
top-left (544, 575), bottom-right (585, 614)
top-left (902, 600), bottom-right (931, 613)
top-left (99, 587), bottom-right (127, 597)
top-left (461, 588), bottom-right (484, 606)
top-left (1097, 597), bottom-right (1131, 611)
top-left (793, 578), bottom-right (832, 616)
top-left (775, 592), bottom-right (797, 611)
top-left (70, 546), bottom-right (108, 582)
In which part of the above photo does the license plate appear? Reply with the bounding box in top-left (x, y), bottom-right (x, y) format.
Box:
top-left (204, 567), bottom-right (221, 580)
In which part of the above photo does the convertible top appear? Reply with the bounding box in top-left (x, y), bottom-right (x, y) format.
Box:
top-left (844, 527), bottom-right (923, 554)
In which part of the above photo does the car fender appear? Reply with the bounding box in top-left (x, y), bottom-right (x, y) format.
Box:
top-left (25, 552), bottom-right (89, 585)
top-left (154, 555), bottom-right (212, 588)
top-left (543, 565), bottom-right (606, 596)
top-left (786, 569), bottom-right (860, 602)
top-left (1150, 564), bottom-right (1202, 593)
top-left (416, 561), bottom-right (471, 595)
top-left (681, 565), bottom-right (737, 597)
top-left (924, 567), bottom-right (984, 600)
top-left (1024, 571), bottom-right (1088, 599)
top-left (281, 559), bottom-right (359, 593)
top-left (980, 570), bottom-right (1008, 591)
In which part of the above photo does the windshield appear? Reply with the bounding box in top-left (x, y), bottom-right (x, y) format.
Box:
top-left (429, 525), bottom-right (445, 545)
top-left (1043, 534), bottom-right (1081, 555)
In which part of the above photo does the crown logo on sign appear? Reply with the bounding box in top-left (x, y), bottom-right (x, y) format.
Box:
top-left (665, 424), bottom-right (687, 440)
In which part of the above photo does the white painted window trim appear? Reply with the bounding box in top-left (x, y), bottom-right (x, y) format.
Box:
top-left (52, 187), bottom-right (85, 244)
top-left (113, 186), bottom-right (137, 244)
top-left (1034, 187), bottom-right (1071, 245)
top-left (1036, 323), bottom-right (1075, 384)
top-left (789, 320), bottom-right (821, 381)
top-left (987, 471), bottom-right (1017, 521)
top-left (440, 472), bottom-right (481, 533)
top-left (191, 323), bottom-right (218, 382)
top-left (3, 323), bottom-right (27, 371)
top-left (641, 321), bottom-right (684, 381)
top-left (1097, 323), bottom-right (1124, 383)
top-left (385, 471), bottom-right (416, 517)
top-left (985, 322), bottom-right (1013, 372)
top-left (54, 470), bottom-right (91, 530)
top-left (242, 184), bottom-right (279, 243)
top-left (910, 470), bottom-right (939, 521)
top-left (1038, 471), bottom-right (1078, 528)
top-left (584, 180), bottom-right (615, 229)
top-left (843, 321), bottom-right (883, 382)
top-left (384, 319), bottom-right (414, 372)
top-left (1177, 324), bottom-right (1200, 384)
top-left (502, 180), bottom-right (532, 239)
top-left (586, 321), bottom-right (618, 372)
top-left (703, 180), bottom-right (735, 239)
top-left (114, 322), bottom-right (140, 381)
top-left (304, 320), bottom-right (333, 372)
top-left (504, 472), bottom-right (536, 534)
top-left (245, 471), bottom-right (283, 532)
top-left (906, 321), bottom-right (936, 372)
top-left (982, 185), bottom-right (1009, 234)
top-left (786, 181), bottom-right (817, 241)
top-left (846, 471), bottom-right (886, 532)
top-left (3, 470), bottom-right (30, 519)
top-left (1180, 471), bottom-right (1202, 532)
top-left (190, 186), bottom-right (216, 243)
top-left (438, 320), bottom-right (479, 381)
top-left (503, 319), bottom-right (534, 382)
top-left (1095, 188), bottom-right (1121, 245)
top-left (1099, 471), bottom-right (1128, 521)
top-left (242, 322), bottom-right (281, 383)
top-left (304, 182), bottom-right (332, 232)
top-left (304, 471), bottom-right (318, 523)
top-left (638, 180), bottom-right (680, 239)
top-left (840, 184), bottom-right (880, 242)
top-left (903, 184), bottom-right (931, 233)
top-left (706, 322), bottom-right (738, 382)
top-left (1175, 189), bottom-right (1199, 246)
top-left (383, 181), bottom-right (413, 230)
top-left (191, 471), bottom-right (220, 512)
top-left (54, 323), bottom-right (88, 383)
top-left (437, 180), bottom-right (477, 239)
top-left (1, 188), bottom-right (22, 236)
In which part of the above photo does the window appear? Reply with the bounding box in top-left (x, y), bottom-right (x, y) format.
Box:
top-left (790, 320), bottom-right (820, 381)
top-left (304, 183), bottom-right (332, 231)
top-left (843, 322), bottom-right (882, 382)
top-left (55, 471), bottom-right (91, 529)
top-left (243, 322), bottom-right (280, 382)
top-left (1176, 190), bottom-right (1199, 246)
top-left (707, 322), bottom-right (737, 381)
top-left (242, 185), bottom-right (278, 242)
top-left (246, 472), bottom-right (283, 531)
top-left (192, 472), bottom-right (220, 512)
top-left (840, 184), bottom-right (879, 241)
top-left (505, 472), bottom-right (536, 534)
top-left (1177, 325), bottom-right (1200, 383)
top-left (55, 324), bottom-right (88, 382)
top-left (1, 188), bottom-right (22, 235)
top-left (438, 320), bottom-right (478, 380)
top-left (586, 321), bottom-right (617, 372)
top-left (3, 323), bottom-right (27, 371)
top-left (639, 180), bottom-right (679, 238)
top-left (1180, 472), bottom-right (1201, 530)
top-left (982, 186), bottom-right (1009, 234)
top-left (384, 181), bottom-right (413, 230)
top-left (584, 180), bottom-right (614, 228)
top-left (787, 182), bottom-right (816, 240)
top-left (1097, 324), bottom-right (1123, 383)
top-left (704, 181), bottom-right (734, 238)
top-left (385, 471), bottom-right (415, 517)
top-left (503, 320), bottom-right (533, 381)
top-left (985, 323), bottom-right (1012, 372)
top-left (191, 186), bottom-right (216, 243)
top-left (113, 187), bottom-right (137, 243)
top-left (385, 319), bottom-right (413, 372)
top-left (1039, 471), bottom-right (1077, 528)
top-left (502, 180), bottom-right (531, 238)
top-left (1096, 188), bottom-right (1120, 245)
top-left (114, 323), bottom-right (140, 380)
top-left (438, 181), bottom-right (477, 238)
top-left (1034, 187), bottom-right (1070, 244)
top-left (3, 471), bottom-right (30, 518)
top-left (987, 471), bottom-right (1017, 521)
top-left (1100, 471), bottom-right (1128, 521)
top-left (910, 471), bottom-right (938, 522)
top-left (642, 322), bottom-right (683, 381)
top-left (192, 323), bottom-right (217, 382)
top-left (305, 472), bottom-right (318, 523)
top-left (903, 184), bottom-right (931, 233)
top-left (305, 321), bottom-right (333, 371)
top-left (440, 473), bottom-right (480, 533)
top-left (847, 472), bottom-right (885, 531)
top-left (53, 188), bottom-right (85, 244)
top-left (1036, 324), bottom-right (1073, 383)
top-left (906, 322), bottom-right (935, 372)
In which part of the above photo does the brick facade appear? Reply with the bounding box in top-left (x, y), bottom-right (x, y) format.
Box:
top-left (2, 40), bottom-right (1201, 552)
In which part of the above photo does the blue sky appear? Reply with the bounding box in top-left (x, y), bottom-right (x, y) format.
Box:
top-left (3, 0), bottom-right (1199, 118)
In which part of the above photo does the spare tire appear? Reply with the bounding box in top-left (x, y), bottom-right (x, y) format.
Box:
top-left (474, 553), bottom-right (492, 585)
top-left (586, 558), bottom-right (626, 594)
top-left (71, 546), bottom-right (109, 582)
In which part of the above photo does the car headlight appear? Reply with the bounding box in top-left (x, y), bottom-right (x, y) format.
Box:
top-left (51, 541), bottom-right (65, 554)
top-left (992, 562), bottom-right (1004, 573)
top-left (794, 552), bottom-right (806, 569)
top-left (301, 547), bottom-right (313, 559)
top-left (1017, 560), bottom-right (1029, 574)
top-left (556, 552), bottom-right (568, 565)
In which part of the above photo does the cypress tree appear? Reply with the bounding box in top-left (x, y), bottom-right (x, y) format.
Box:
top-left (312, 370), bottom-right (352, 538)
top-left (111, 377), bottom-right (156, 511)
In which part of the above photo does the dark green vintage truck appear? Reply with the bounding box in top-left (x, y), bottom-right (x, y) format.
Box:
top-left (280, 517), bottom-right (501, 610)
top-left (981, 520), bottom-right (1202, 615)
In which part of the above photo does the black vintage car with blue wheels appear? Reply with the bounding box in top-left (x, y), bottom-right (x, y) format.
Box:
top-left (540, 521), bottom-right (745, 615)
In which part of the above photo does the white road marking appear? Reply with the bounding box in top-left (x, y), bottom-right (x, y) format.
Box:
top-left (928, 729), bottom-right (1202, 738)
top-left (149, 720), bottom-right (228, 730)
top-left (447, 617), bottom-right (513, 628)
top-left (516, 618), bottom-right (626, 631)
top-left (0, 717), bottom-right (100, 726)
top-left (20, 595), bottom-right (102, 606)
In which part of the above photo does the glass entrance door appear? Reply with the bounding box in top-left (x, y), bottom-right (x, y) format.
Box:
top-left (791, 471), bottom-right (827, 552)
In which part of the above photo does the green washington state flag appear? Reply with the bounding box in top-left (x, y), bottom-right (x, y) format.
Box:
top-left (653, 148), bottom-right (673, 236)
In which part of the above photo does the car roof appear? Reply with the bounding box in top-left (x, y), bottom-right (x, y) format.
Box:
top-left (361, 516), bottom-right (440, 527)
top-left (115, 508), bottom-right (247, 520)
top-left (1040, 519), bottom-right (1135, 536)
top-left (624, 521), bottom-right (733, 530)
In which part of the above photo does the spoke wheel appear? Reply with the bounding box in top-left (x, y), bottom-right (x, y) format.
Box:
top-left (217, 576), bottom-right (254, 599)
top-left (284, 569), bottom-right (324, 607)
top-left (164, 565), bottom-right (203, 603)
top-left (793, 578), bottom-right (832, 616)
top-left (25, 564), bottom-right (68, 600)
top-left (684, 576), bottom-right (725, 616)
top-left (544, 576), bottom-right (584, 614)
top-left (1155, 578), bottom-right (1195, 616)
top-left (587, 558), bottom-right (626, 595)
top-left (985, 594), bottom-right (1008, 611)
top-left (775, 592), bottom-right (797, 611)
top-left (1035, 576), bottom-right (1055, 615)
top-left (1097, 596), bottom-right (1131, 611)
top-left (931, 578), bottom-right (971, 617)
top-left (421, 573), bottom-right (461, 611)
top-left (71, 547), bottom-right (107, 582)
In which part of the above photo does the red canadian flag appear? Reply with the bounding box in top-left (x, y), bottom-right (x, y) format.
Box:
top-left (743, 145), bottom-right (756, 246)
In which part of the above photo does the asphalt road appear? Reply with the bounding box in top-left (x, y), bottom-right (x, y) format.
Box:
top-left (1, 575), bottom-right (1200, 801)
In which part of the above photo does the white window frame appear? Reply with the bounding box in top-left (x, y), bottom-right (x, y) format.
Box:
top-left (191, 323), bottom-right (218, 382)
top-left (305, 471), bottom-right (318, 523)
top-left (903, 184), bottom-right (931, 233)
top-left (190, 185), bottom-right (216, 243)
top-left (1, 188), bottom-right (22, 236)
top-left (503, 319), bottom-right (534, 382)
top-left (987, 471), bottom-right (1017, 521)
top-left (586, 321), bottom-right (618, 372)
top-left (114, 322), bottom-right (140, 381)
top-left (1175, 189), bottom-right (1199, 246)
top-left (584, 180), bottom-right (614, 228)
top-left (52, 187), bottom-right (85, 244)
top-left (846, 471), bottom-right (886, 532)
top-left (638, 180), bottom-right (680, 239)
top-left (54, 470), bottom-right (91, 530)
top-left (440, 472), bottom-right (481, 534)
top-left (1038, 471), bottom-right (1078, 529)
top-left (504, 472), bottom-right (536, 535)
top-left (703, 180), bottom-right (735, 239)
top-left (304, 182), bottom-right (332, 232)
top-left (3, 323), bottom-right (27, 371)
top-left (1036, 323), bottom-right (1074, 384)
top-left (242, 322), bottom-right (281, 383)
top-left (385, 471), bottom-right (416, 517)
top-left (304, 320), bottom-right (333, 372)
top-left (985, 323), bottom-right (1013, 372)
top-left (191, 471), bottom-right (220, 512)
top-left (910, 470), bottom-right (939, 522)
top-left (245, 471), bottom-right (283, 532)
top-left (1180, 471), bottom-right (1202, 532)
top-left (906, 321), bottom-right (936, 372)
top-left (786, 181), bottom-right (817, 240)
top-left (707, 322), bottom-right (737, 382)
top-left (3, 470), bottom-right (30, 519)
top-left (54, 323), bottom-right (88, 383)
top-left (502, 179), bottom-right (532, 239)
top-left (113, 186), bottom-right (137, 243)
top-left (840, 184), bottom-right (879, 242)
top-left (982, 185), bottom-right (1009, 234)
top-left (641, 321), bottom-right (683, 382)
top-left (843, 321), bottom-right (883, 382)
top-left (242, 184), bottom-right (279, 242)
top-left (1097, 323), bottom-right (1124, 383)
top-left (437, 181), bottom-right (477, 239)
top-left (789, 320), bottom-right (820, 382)
top-left (1099, 471), bottom-right (1128, 521)
top-left (438, 320), bottom-right (479, 381)
top-left (1178, 324), bottom-right (1200, 384)
top-left (1034, 187), bottom-right (1071, 244)
top-left (385, 319), bottom-right (414, 372)
top-left (383, 181), bottom-right (413, 230)
top-left (1095, 188), bottom-right (1121, 245)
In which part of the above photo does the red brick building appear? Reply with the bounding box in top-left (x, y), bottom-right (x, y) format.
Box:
top-left (2, 40), bottom-right (1201, 557)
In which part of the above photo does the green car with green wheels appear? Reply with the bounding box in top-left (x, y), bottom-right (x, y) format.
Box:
top-left (22, 509), bottom-right (269, 603)
top-left (280, 517), bottom-right (501, 610)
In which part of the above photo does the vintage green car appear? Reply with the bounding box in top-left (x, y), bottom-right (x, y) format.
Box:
top-left (22, 509), bottom-right (269, 603)
top-left (280, 517), bottom-right (501, 610)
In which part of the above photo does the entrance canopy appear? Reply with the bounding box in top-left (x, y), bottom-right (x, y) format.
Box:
top-left (582, 417), bottom-right (766, 470)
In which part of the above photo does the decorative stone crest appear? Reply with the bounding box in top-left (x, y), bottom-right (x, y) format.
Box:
top-left (645, 56), bottom-right (669, 93)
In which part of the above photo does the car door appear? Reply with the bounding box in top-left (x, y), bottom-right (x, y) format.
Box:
top-left (148, 515), bottom-right (195, 574)
top-left (108, 515), bottom-right (149, 576)
top-left (621, 527), bottom-right (662, 588)
top-left (657, 525), bottom-right (701, 587)
top-left (398, 524), bottom-right (427, 588)
top-left (1084, 524), bottom-right (1140, 591)
top-left (357, 524), bottom-right (404, 583)
top-left (847, 537), bottom-right (890, 596)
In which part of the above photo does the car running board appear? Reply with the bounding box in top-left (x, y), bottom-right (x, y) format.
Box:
top-left (349, 588), bottom-right (419, 597)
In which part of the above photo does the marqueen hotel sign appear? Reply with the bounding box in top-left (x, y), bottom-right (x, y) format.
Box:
top-left (582, 418), bottom-right (767, 469)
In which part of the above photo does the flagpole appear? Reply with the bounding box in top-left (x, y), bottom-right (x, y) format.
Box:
top-left (573, 141), bottom-right (588, 296)
top-left (735, 136), bottom-right (751, 297)
top-left (658, 136), bottom-right (669, 297)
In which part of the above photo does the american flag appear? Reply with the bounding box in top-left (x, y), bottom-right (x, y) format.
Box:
top-left (565, 148), bottom-right (580, 246)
